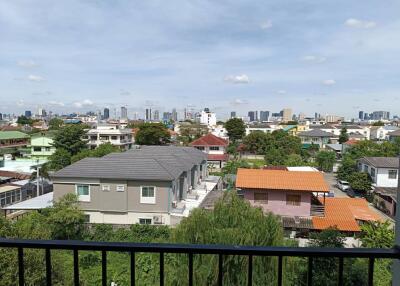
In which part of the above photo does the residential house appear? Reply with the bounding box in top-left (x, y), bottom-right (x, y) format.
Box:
top-left (29, 133), bottom-right (56, 158)
top-left (236, 168), bottom-right (329, 218)
top-left (85, 124), bottom-right (134, 151)
top-left (0, 131), bottom-right (30, 157)
top-left (190, 133), bottom-right (229, 168)
top-left (370, 126), bottom-right (399, 141)
top-left (357, 157), bottom-right (399, 188)
top-left (51, 146), bottom-right (211, 225)
top-left (245, 124), bottom-right (277, 135)
top-left (298, 129), bottom-right (338, 148)
top-left (388, 129), bottom-right (400, 142)
top-left (373, 188), bottom-right (397, 217)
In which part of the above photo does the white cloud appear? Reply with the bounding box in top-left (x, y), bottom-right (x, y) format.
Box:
top-left (224, 74), bottom-right (250, 84)
top-left (27, 74), bottom-right (44, 82)
top-left (16, 100), bottom-right (25, 107)
top-left (322, 79), bottom-right (336, 85)
top-left (301, 55), bottom-right (327, 63)
top-left (231, 99), bottom-right (249, 106)
top-left (48, 100), bottom-right (65, 107)
top-left (17, 60), bottom-right (37, 68)
top-left (260, 20), bottom-right (273, 30)
top-left (73, 99), bottom-right (94, 108)
top-left (345, 18), bottom-right (377, 29)
top-left (276, 90), bottom-right (287, 95)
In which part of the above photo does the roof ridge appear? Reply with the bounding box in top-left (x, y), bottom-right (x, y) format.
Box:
top-left (153, 158), bottom-right (179, 180)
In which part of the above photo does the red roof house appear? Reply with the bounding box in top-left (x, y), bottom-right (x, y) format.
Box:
top-left (190, 134), bottom-right (229, 168)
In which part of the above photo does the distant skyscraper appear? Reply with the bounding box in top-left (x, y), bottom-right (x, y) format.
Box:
top-left (103, 108), bottom-right (110, 120)
top-left (259, 111), bottom-right (269, 122)
top-left (248, 111), bottom-right (258, 122)
top-left (172, 108), bottom-right (178, 121)
top-left (25, 110), bottom-right (32, 118)
top-left (121, 106), bottom-right (128, 119)
top-left (282, 108), bottom-right (292, 122)
top-left (153, 110), bottom-right (160, 121)
top-left (0, 113), bottom-right (2, 120)
top-left (145, 108), bottom-right (152, 121)
top-left (298, 112), bottom-right (306, 121)
top-left (372, 111), bottom-right (390, 121)
top-left (358, 111), bottom-right (364, 120)
top-left (230, 111), bottom-right (236, 118)
top-left (163, 112), bottom-right (171, 121)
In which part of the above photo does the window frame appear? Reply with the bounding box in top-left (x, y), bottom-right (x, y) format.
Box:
top-left (140, 186), bottom-right (156, 204)
top-left (254, 192), bottom-right (268, 203)
top-left (139, 218), bottom-right (152, 225)
top-left (75, 184), bottom-right (91, 202)
top-left (210, 146), bottom-right (220, 151)
top-left (101, 184), bottom-right (111, 191)
top-left (286, 194), bottom-right (301, 206)
top-left (116, 185), bottom-right (125, 192)
top-left (388, 169), bottom-right (397, 179)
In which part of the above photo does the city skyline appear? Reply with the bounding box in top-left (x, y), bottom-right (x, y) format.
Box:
top-left (1, 1), bottom-right (400, 117)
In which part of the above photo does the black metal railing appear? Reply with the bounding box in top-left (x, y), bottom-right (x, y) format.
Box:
top-left (0, 238), bottom-right (399, 286)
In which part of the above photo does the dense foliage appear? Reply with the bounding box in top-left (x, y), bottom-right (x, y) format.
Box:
top-left (338, 127), bottom-right (349, 144)
top-left (135, 123), bottom-right (171, 145)
top-left (224, 118), bottom-right (246, 142)
top-left (71, 143), bottom-right (120, 163)
top-left (315, 150), bottom-right (336, 172)
top-left (48, 118), bottom-right (64, 130)
top-left (52, 124), bottom-right (87, 156)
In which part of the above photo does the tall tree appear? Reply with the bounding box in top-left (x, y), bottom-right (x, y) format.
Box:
top-left (347, 172), bottom-right (372, 192)
top-left (71, 143), bottom-right (120, 163)
top-left (242, 130), bottom-right (268, 154)
top-left (224, 118), bottom-right (246, 142)
top-left (48, 118), bottom-right (64, 130)
top-left (47, 148), bottom-right (72, 171)
top-left (52, 124), bottom-right (87, 156)
top-left (338, 127), bottom-right (349, 144)
top-left (316, 150), bottom-right (336, 172)
top-left (135, 123), bottom-right (171, 145)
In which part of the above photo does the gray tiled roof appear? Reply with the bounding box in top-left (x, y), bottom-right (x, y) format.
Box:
top-left (52, 146), bottom-right (206, 181)
top-left (298, 129), bottom-right (337, 137)
top-left (358, 157), bottom-right (399, 168)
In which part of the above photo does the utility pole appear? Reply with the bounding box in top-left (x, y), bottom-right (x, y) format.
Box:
top-left (393, 155), bottom-right (400, 286)
top-left (36, 159), bottom-right (40, 197)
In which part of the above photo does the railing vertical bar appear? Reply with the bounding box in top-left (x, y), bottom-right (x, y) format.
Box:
top-left (218, 254), bottom-right (223, 286)
top-left (18, 247), bottom-right (24, 286)
top-left (338, 257), bottom-right (344, 286)
top-left (102, 251), bottom-right (107, 286)
top-left (45, 248), bottom-right (52, 286)
top-left (130, 251), bottom-right (135, 286)
top-left (188, 252), bottom-right (193, 286)
top-left (73, 249), bottom-right (79, 286)
top-left (368, 257), bottom-right (375, 286)
top-left (160, 252), bottom-right (164, 286)
top-left (308, 257), bottom-right (313, 286)
top-left (248, 255), bottom-right (253, 286)
top-left (278, 255), bottom-right (283, 286)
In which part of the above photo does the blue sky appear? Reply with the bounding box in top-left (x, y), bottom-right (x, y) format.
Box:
top-left (0, 0), bottom-right (399, 119)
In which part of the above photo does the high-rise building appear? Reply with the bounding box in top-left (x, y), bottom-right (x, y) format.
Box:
top-left (248, 111), bottom-right (258, 122)
top-left (358, 111), bottom-right (364, 120)
top-left (25, 110), bottom-right (32, 118)
top-left (103, 108), bottom-right (110, 120)
top-left (298, 112), bottom-right (306, 121)
top-left (0, 113), bottom-right (2, 120)
top-left (372, 111), bottom-right (390, 121)
top-left (172, 108), bottom-right (178, 121)
top-left (259, 111), bottom-right (270, 122)
top-left (153, 110), bottom-right (160, 121)
top-left (230, 111), bottom-right (236, 118)
top-left (163, 112), bottom-right (171, 121)
top-left (145, 108), bottom-right (152, 121)
top-left (199, 108), bottom-right (217, 127)
top-left (121, 106), bottom-right (128, 119)
top-left (282, 108), bottom-right (292, 122)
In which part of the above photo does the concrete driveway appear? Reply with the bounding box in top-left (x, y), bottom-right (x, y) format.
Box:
top-left (323, 172), bottom-right (348, 197)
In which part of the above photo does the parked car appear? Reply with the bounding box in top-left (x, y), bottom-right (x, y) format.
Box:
top-left (337, 180), bottom-right (350, 191)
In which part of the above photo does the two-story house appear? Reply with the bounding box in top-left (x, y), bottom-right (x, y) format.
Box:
top-left (29, 133), bottom-right (56, 158)
top-left (357, 157), bottom-right (399, 188)
top-left (0, 131), bottom-right (30, 155)
top-left (298, 129), bottom-right (338, 148)
top-left (85, 124), bottom-right (134, 151)
top-left (190, 133), bottom-right (228, 168)
top-left (51, 146), bottom-right (208, 225)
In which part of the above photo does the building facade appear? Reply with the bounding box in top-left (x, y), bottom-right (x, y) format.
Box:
top-left (85, 125), bottom-right (134, 151)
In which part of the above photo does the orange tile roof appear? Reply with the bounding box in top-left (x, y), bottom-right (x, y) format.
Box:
top-left (236, 169), bottom-right (329, 193)
top-left (190, 133), bottom-right (228, 147)
top-left (312, 198), bottom-right (381, 232)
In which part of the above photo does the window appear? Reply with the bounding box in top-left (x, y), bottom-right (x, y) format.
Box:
top-left (45, 147), bottom-right (51, 151)
top-left (210, 146), bottom-right (219, 150)
top-left (364, 165), bottom-right (369, 172)
top-left (286, 194), bottom-right (301, 206)
top-left (111, 136), bottom-right (118, 140)
top-left (101, 184), bottom-right (110, 191)
top-left (389, 170), bottom-right (397, 179)
top-left (139, 218), bottom-right (152, 225)
top-left (196, 146), bottom-right (205, 150)
top-left (371, 168), bottom-right (376, 178)
top-left (254, 192), bottom-right (268, 203)
top-left (33, 147), bottom-right (41, 152)
top-left (116, 185), bottom-right (125, 192)
top-left (140, 186), bottom-right (156, 204)
top-left (76, 185), bottom-right (90, 202)
top-left (83, 214), bottom-right (90, 223)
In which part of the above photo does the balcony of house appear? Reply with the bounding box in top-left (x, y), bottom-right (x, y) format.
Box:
top-left (0, 139), bottom-right (29, 148)
top-left (310, 194), bottom-right (326, 217)
top-left (0, 238), bottom-right (398, 286)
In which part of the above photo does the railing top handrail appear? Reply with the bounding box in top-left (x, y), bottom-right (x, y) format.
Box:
top-left (0, 238), bottom-right (398, 258)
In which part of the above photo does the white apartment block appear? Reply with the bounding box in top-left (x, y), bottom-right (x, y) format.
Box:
top-left (85, 125), bottom-right (134, 151)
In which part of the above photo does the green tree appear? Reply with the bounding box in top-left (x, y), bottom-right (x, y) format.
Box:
top-left (338, 127), bottom-right (349, 144)
top-left (47, 148), bottom-right (72, 171)
top-left (372, 121), bottom-right (384, 126)
top-left (71, 143), bottom-right (120, 163)
top-left (242, 131), bottom-right (268, 154)
top-left (360, 221), bottom-right (394, 248)
top-left (48, 118), bottom-right (64, 130)
top-left (52, 124), bottom-right (87, 156)
top-left (135, 123), bottom-right (171, 145)
top-left (316, 150), bottom-right (336, 172)
top-left (284, 154), bottom-right (304, 166)
top-left (222, 159), bottom-right (250, 175)
top-left (17, 115), bottom-right (33, 125)
top-left (224, 118), bottom-right (246, 142)
top-left (347, 172), bottom-right (372, 192)
top-left (337, 156), bottom-right (357, 181)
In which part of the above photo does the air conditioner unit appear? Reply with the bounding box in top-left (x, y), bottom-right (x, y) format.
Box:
top-left (172, 201), bottom-right (178, 208)
top-left (153, 215), bottom-right (163, 224)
